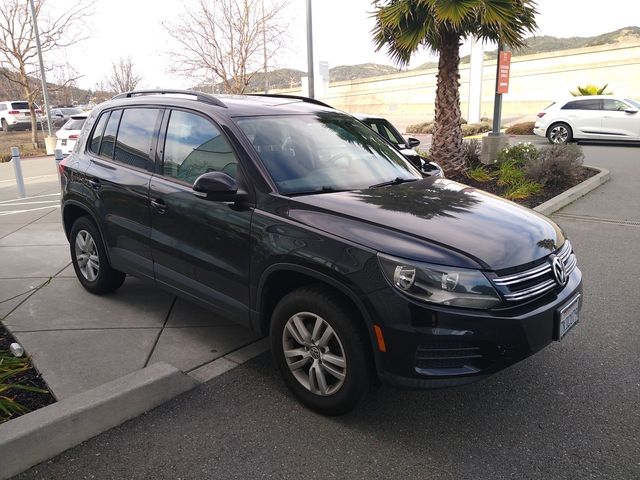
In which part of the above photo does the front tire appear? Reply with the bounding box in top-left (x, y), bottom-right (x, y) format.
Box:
top-left (270, 286), bottom-right (373, 415)
top-left (69, 216), bottom-right (125, 294)
top-left (547, 122), bottom-right (573, 144)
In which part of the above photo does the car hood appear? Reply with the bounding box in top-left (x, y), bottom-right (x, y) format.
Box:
top-left (288, 178), bottom-right (564, 271)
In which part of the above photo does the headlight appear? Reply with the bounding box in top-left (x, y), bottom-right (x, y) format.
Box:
top-left (378, 254), bottom-right (502, 309)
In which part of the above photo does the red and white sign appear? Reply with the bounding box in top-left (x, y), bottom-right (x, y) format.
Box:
top-left (497, 51), bottom-right (512, 94)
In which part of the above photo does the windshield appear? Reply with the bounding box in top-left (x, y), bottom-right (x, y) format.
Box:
top-left (624, 98), bottom-right (640, 109)
top-left (235, 113), bottom-right (421, 195)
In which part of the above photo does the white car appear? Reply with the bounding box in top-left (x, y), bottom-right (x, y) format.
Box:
top-left (534, 96), bottom-right (640, 144)
top-left (0, 100), bottom-right (44, 132)
top-left (55, 114), bottom-right (87, 155)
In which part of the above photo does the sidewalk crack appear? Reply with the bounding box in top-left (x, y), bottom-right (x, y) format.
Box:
top-left (143, 296), bottom-right (177, 368)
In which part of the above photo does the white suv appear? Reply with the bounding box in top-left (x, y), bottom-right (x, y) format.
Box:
top-left (534, 96), bottom-right (640, 144)
top-left (0, 100), bottom-right (43, 132)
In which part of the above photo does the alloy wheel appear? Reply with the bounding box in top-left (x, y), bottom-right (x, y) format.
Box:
top-left (282, 312), bottom-right (347, 396)
top-left (549, 125), bottom-right (569, 144)
top-left (74, 229), bottom-right (100, 281)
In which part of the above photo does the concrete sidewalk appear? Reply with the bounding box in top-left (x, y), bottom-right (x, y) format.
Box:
top-left (0, 158), bottom-right (262, 401)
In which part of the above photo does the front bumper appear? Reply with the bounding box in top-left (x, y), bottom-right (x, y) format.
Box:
top-left (369, 267), bottom-right (583, 389)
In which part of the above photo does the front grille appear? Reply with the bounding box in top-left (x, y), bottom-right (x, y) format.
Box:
top-left (492, 241), bottom-right (577, 303)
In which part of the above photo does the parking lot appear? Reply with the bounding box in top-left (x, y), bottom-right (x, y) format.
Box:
top-left (3, 141), bottom-right (639, 479)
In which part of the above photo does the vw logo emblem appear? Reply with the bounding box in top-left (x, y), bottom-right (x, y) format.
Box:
top-left (551, 255), bottom-right (567, 286)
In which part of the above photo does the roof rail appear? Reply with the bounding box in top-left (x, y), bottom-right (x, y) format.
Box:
top-left (112, 89), bottom-right (227, 108)
top-left (247, 93), bottom-right (333, 109)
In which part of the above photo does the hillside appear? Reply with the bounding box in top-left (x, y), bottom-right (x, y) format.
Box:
top-left (465, 26), bottom-right (640, 65)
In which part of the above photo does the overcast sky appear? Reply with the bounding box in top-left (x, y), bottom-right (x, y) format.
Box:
top-left (49, 0), bottom-right (640, 90)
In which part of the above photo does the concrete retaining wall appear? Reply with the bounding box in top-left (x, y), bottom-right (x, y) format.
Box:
top-left (275, 43), bottom-right (640, 131)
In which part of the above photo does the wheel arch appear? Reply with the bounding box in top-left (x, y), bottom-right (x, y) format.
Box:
top-left (255, 264), bottom-right (382, 370)
top-left (62, 201), bottom-right (113, 263)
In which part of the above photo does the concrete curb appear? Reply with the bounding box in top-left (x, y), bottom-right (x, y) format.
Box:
top-left (0, 362), bottom-right (198, 479)
top-left (534, 165), bottom-right (610, 216)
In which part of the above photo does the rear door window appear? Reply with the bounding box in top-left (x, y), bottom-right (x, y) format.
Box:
top-left (562, 99), bottom-right (602, 110)
top-left (114, 109), bottom-right (162, 170)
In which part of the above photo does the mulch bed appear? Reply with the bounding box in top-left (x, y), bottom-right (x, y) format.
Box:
top-left (0, 324), bottom-right (56, 422)
top-left (450, 166), bottom-right (597, 209)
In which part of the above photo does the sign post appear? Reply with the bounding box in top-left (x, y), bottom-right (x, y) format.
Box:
top-left (491, 44), bottom-right (511, 135)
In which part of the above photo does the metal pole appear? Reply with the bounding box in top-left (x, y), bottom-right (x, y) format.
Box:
top-left (28, 0), bottom-right (53, 137)
top-left (262, 0), bottom-right (268, 93)
top-left (491, 42), bottom-right (504, 136)
top-left (11, 147), bottom-right (26, 198)
top-left (306, 0), bottom-right (315, 98)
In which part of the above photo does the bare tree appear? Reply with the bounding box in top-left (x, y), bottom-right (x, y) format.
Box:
top-left (106, 57), bottom-right (143, 94)
top-left (164, 0), bottom-right (288, 94)
top-left (0, 0), bottom-right (91, 146)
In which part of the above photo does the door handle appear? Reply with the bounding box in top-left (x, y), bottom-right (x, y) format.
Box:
top-left (88, 178), bottom-right (101, 190)
top-left (150, 198), bottom-right (168, 214)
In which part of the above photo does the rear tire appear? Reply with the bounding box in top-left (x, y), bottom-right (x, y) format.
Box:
top-left (1, 119), bottom-right (8, 133)
top-left (69, 216), bottom-right (125, 294)
top-left (547, 122), bottom-right (573, 144)
top-left (270, 285), bottom-right (373, 415)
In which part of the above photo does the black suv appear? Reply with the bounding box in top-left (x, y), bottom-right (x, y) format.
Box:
top-left (60, 90), bottom-right (582, 415)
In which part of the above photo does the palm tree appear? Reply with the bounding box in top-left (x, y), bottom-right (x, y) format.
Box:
top-left (372, 0), bottom-right (538, 174)
top-left (570, 84), bottom-right (612, 96)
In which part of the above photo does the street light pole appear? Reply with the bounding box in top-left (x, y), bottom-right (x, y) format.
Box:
top-left (28, 0), bottom-right (53, 138)
top-left (306, 0), bottom-right (315, 98)
top-left (262, 0), bottom-right (268, 93)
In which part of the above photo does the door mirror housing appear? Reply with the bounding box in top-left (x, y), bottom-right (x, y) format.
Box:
top-left (407, 137), bottom-right (421, 148)
top-left (192, 171), bottom-right (247, 202)
top-left (624, 108), bottom-right (638, 114)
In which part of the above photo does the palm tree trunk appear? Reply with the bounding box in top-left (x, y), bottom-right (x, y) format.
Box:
top-left (431, 30), bottom-right (465, 174)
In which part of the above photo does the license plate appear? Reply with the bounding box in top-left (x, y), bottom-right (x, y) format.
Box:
top-left (556, 294), bottom-right (580, 340)
top-left (61, 139), bottom-right (67, 146)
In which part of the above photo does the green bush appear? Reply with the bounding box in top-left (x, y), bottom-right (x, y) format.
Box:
top-left (461, 121), bottom-right (492, 137)
top-left (406, 121), bottom-right (434, 134)
top-left (497, 160), bottom-right (525, 186)
top-left (524, 144), bottom-right (584, 188)
top-left (505, 122), bottom-right (535, 135)
top-left (466, 165), bottom-right (493, 182)
top-left (462, 139), bottom-right (482, 168)
top-left (495, 142), bottom-right (538, 167)
top-left (504, 181), bottom-right (542, 200)
top-left (0, 351), bottom-right (48, 422)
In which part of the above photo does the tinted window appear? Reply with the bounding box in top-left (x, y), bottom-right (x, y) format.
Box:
top-left (89, 112), bottom-right (110, 155)
top-left (562, 99), bottom-right (601, 110)
top-left (371, 120), bottom-right (406, 145)
top-left (99, 110), bottom-right (122, 159)
top-left (163, 110), bottom-right (238, 184)
top-left (114, 109), bottom-right (160, 170)
top-left (602, 99), bottom-right (631, 111)
top-left (11, 102), bottom-right (29, 110)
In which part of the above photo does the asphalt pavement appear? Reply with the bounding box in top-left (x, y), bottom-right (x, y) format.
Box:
top-left (12, 142), bottom-right (640, 479)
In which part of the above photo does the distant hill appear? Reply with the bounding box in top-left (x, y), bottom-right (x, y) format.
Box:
top-left (458, 26), bottom-right (640, 65)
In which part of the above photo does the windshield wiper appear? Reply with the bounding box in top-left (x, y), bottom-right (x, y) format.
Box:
top-left (369, 177), bottom-right (419, 188)
top-left (286, 186), bottom-right (346, 196)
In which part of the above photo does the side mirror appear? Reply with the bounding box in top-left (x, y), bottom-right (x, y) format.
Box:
top-left (407, 137), bottom-right (421, 148)
top-left (192, 171), bottom-right (247, 202)
top-left (624, 108), bottom-right (638, 114)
